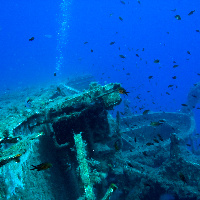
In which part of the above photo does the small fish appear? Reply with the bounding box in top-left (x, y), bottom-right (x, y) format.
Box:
top-left (181, 104), bottom-right (188, 106)
top-left (157, 134), bottom-right (163, 141)
top-left (29, 37), bottom-right (34, 41)
top-left (146, 142), bottom-right (154, 146)
top-left (30, 162), bottom-right (52, 171)
top-left (188, 10), bottom-right (195, 16)
top-left (118, 86), bottom-right (130, 95)
top-left (186, 144), bottom-right (191, 146)
top-left (136, 54), bottom-right (139, 57)
top-left (148, 76), bottom-right (153, 79)
top-left (84, 41), bottom-right (88, 44)
top-left (127, 163), bottom-right (133, 168)
top-left (114, 139), bottom-right (122, 151)
top-left (159, 119), bottom-right (166, 123)
top-left (91, 49), bottom-right (93, 52)
top-left (119, 16), bottom-right (123, 21)
top-left (143, 110), bottom-right (150, 115)
top-left (119, 55), bottom-right (126, 58)
top-left (110, 41), bottom-right (115, 45)
top-left (150, 121), bottom-right (163, 126)
top-left (196, 30), bottom-right (200, 32)
top-left (154, 59), bottom-right (159, 63)
top-left (171, 8), bottom-right (176, 12)
top-left (142, 151), bottom-right (147, 156)
top-left (166, 92), bottom-right (170, 95)
top-left (126, 73), bottom-right (130, 75)
top-left (168, 85), bottom-right (174, 88)
top-left (187, 51), bottom-right (191, 55)
top-left (173, 65), bottom-right (179, 68)
top-left (178, 172), bottom-right (187, 184)
top-left (134, 137), bottom-right (137, 142)
top-left (175, 15), bottom-right (181, 20)
top-left (172, 76), bottom-right (176, 79)
top-left (120, 0), bottom-right (125, 4)
top-left (153, 138), bottom-right (159, 143)
top-left (54, 72), bottom-right (56, 76)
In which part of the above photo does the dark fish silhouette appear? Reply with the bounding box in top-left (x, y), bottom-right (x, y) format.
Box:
top-left (30, 162), bottom-right (52, 171)
top-left (175, 15), bottom-right (181, 20)
top-left (29, 37), bottom-right (34, 41)
top-left (188, 10), bottom-right (195, 16)
top-left (154, 59), bottom-right (159, 63)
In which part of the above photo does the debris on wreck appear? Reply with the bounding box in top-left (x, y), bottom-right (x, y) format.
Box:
top-left (1, 76), bottom-right (200, 199)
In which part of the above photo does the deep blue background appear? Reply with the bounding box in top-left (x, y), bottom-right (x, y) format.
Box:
top-left (0, 0), bottom-right (200, 121)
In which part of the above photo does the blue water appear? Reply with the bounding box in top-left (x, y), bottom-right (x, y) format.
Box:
top-left (1, 0), bottom-right (200, 115)
top-left (1, 1), bottom-right (200, 199)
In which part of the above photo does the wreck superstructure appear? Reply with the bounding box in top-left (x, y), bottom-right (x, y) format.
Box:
top-left (0, 75), bottom-right (200, 199)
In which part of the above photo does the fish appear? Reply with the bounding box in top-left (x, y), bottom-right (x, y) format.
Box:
top-left (154, 59), bottom-right (159, 63)
top-left (142, 151), bottom-right (148, 156)
top-left (119, 16), bottom-right (123, 21)
top-left (54, 72), bottom-right (56, 76)
top-left (119, 55), bottom-right (126, 58)
top-left (178, 172), bottom-right (187, 184)
top-left (118, 87), bottom-right (130, 95)
top-left (175, 15), bottom-right (181, 20)
top-left (146, 142), bottom-right (154, 146)
top-left (84, 41), bottom-right (88, 44)
top-left (30, 162), bottom-right (52, 171)
top-left (166, 92), bottom-right (170, 95)
top-left (150, 121), bottom-right (163, 126)
top-left (148, 76), bottom-right (153, 79)
top-left (173, 65), bottom-right (179, 68)
top-left (120, 0), bottom-right (125, 5)
top-left (196, 30), bottom-right (200, 32)
top-left (29, 37), bottom-right (34, 41)
top-left (136, 54), bottom-right (139, 57)
top-left (153, 138), bottom-right (159, 143)
top-left (187, 51), bottom-right (191, 55)
top-left (188, 10), bottom-right (195, 16)
top-left (181, 104), bottom-right (188, 106)
top-left (143, 110), bottom-right (150, 115)
top-left (127, 163), bottom-right (133, 168)
top-left (157, 134), bottom-right (163, 141)
top-left (114, 139), bottom-right (122, 151)
top-left (110, 41), bottom-right (115, 45)
top-left (171, 8), bottom-right (176, 12)
top-left (172, 76), bottom-right (176, 79)
top-left (159, 119), bottom-right (166, 123)
top-left (168, 85), bottom-right (174, 88)
top-left (126, 73), bottom-right (130, 75)
top-left (91, 49), bottom-right (93, 52)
